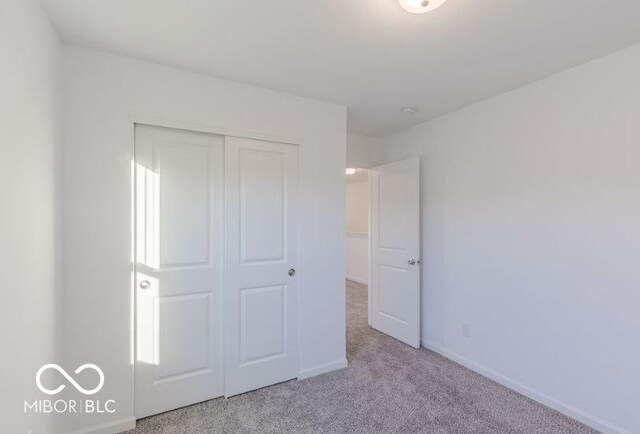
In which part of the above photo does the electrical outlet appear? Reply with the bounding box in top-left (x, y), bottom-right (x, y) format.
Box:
top-left (462, 323), bottom-right (471, 338)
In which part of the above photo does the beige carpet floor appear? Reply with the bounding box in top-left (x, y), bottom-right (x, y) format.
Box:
top-left (125, 280), bottom-right (595, 433)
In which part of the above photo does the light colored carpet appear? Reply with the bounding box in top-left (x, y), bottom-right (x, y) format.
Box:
top-left (126, 280), bottom-right (596, 433)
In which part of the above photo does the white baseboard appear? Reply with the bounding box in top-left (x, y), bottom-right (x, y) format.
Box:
top-left (421, 340), bottom-right (626, 434)
top-left (346, 276), bottom-right (368, 285)
top-left (297, 358), bottom-right (348, 380)
top-left (68, 417), bottom-right (136, 434)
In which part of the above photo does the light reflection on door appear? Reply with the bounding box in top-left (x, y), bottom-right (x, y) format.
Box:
top-left (135, 162), bottom-right (161, 365)
top-left (136, 163), bottom-right (160, 270)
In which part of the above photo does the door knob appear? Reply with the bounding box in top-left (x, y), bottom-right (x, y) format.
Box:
top-left (408, 259), bottom-right (417, 265)
top-left (288, 268), bottom-right (296, 277)
top-left (139, 280), bottom-right (151, 290)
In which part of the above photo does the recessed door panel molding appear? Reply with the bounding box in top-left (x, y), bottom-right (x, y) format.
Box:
top-left (156, 292), bottom-right (211, 382)
top-left (135, 124), bottom-right (224, 418)
top-left (371, 158), bottom-right (421, 348)
top-left (225, 136), bottom-right (299, 397)
top-left (378, 265), bottom-right (410, 325)
top-left (239, 285), bottom-right (286, 365)
top-left (156, 140), bottom-right (212, 269)
top-left (239, 148), bottom-right (286, 264)
top-left (379, 172), bottom-right (408, 251)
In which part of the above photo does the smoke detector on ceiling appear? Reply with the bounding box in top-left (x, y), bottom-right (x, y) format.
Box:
top-left (398, 0), bottom-right (448, 14)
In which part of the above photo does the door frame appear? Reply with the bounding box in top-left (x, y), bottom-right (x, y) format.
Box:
top-left (130, 114), bottom-right (302, 415)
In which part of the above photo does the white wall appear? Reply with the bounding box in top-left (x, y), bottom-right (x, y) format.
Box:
top-left (347, 134), bottom-right (383, 168)
top-left (0, 0), bottom-right (62, 432)
top-left (61, 47), bottom-right (347, 433)
top-left (379, 42), bottom-right (640, 433)
top-left (346, 181), bottom-right (369, 233)
top-left (346, 181), bottom-right (369, 284)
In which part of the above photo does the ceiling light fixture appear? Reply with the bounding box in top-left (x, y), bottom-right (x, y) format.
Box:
top-left (345, 168), bottom-right (357, 175)
top-left (400, 107), bottom-right (418, 114)
top-left (398, 0), bottom-right (447, 14)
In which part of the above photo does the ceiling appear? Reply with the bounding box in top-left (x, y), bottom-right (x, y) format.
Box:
top-left (40, 0), bottom-right (640, 137)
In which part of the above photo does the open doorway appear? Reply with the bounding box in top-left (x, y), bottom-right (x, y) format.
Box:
top-left (346, 160), bottom-right (421, 349)
top-left (345, 168), bottom-right (370, 286)
top-left (345, 168), bottom-right (371, 334)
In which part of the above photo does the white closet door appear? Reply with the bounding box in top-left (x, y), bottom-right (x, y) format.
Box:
top-left (224, 136), bottom-right (299, 397)
top-left (370, 158), bottom-right (421, 348)
top-left (134, 125), bottom-right (224, 418)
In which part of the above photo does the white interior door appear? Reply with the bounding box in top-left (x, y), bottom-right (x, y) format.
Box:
top-left (134, 125), bottom-right (224, 418)
top-left (225, 136), bottom-right (299, 397)
top-left (370, 158), bottom-right (421, 348)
